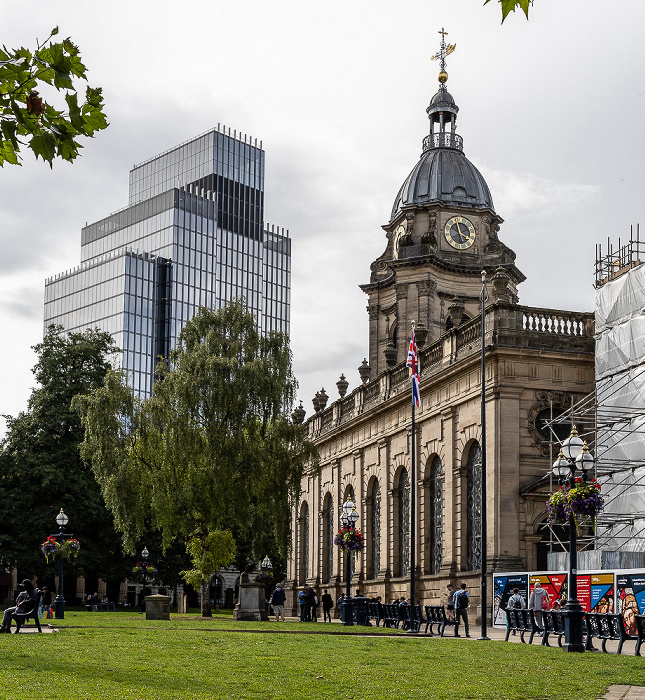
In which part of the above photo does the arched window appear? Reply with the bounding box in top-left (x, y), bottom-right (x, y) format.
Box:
top-left (322, 494), bottom-right (334, 583)
top-left (299, 502), bottom-right (309, 584)
top-left (369, 479), bottom-right (381, 579)
top-left (428, 456), bottom-right (444, 575)
top-left (466, 442), bottom-right (482, 571)
top-left (398, 467), bottom-right (410, 577)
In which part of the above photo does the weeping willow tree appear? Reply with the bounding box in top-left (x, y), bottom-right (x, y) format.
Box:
top-left (74, 301), bottom-right (317, 616)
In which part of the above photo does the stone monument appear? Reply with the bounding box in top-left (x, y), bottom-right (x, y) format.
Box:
top-left (233, 572), bottom-right (268, 621)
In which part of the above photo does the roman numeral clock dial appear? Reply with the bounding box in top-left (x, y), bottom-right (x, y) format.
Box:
top-left (444, 216), bottom-right (476, 250)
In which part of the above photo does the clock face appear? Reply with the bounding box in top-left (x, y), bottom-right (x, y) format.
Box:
top-left (444, 216), bottom-right (476, 250)
top-left (393, 224), bottom-right (406, 259)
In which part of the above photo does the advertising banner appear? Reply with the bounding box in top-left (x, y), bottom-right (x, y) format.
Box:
top-left (616, 571), bottom-right (645, 636)
top-left (576, 572), bottom-right (614, 613)
top-left (492, 573), bottom-right (528, 628)
top-left (529, 572), bottom-right (567, 608)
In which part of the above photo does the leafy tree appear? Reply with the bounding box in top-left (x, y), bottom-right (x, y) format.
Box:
top-left (75, 301), bottom-right (318, 616)
top-left (0, 326), bottom-right (131, 590)
top-left (485, 0), bottom-right (533, 22)
top-left (0, 27), bottom-right (108, 167)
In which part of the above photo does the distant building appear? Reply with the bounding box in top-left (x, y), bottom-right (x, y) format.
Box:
top-left (44, 126), bottom-right (291, 396)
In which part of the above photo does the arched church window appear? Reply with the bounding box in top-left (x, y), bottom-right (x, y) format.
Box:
top-left (429, 456), bottom-right (444, 575)
top-left (399, 468), bottom-right (410, 577)
top-left (323, 495), bottom-right (334, 583)
top-left (466, 442), bottom-right (482, 571)
top-left (299, 502), bottom-right (309, 584)
top-left (370, 480), bottom-right (381, 579)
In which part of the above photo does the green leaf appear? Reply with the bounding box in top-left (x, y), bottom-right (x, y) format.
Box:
top-left (29, 131), bottom-right (57, 165)
top-left (484, 0), bottom-right (532, 22)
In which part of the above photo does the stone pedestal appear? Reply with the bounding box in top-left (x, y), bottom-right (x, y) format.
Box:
top-left (145, 594), bottom-right (171, 620)
top-left (233, 573), bottom-right (268, 621)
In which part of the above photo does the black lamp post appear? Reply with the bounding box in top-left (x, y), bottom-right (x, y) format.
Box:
top-left (552, 426), bottom-right (594, 653)
top-left (340, 500), bottom-right (359, 626)
top-left (140, 546), bottom-right (149, 614)
top-left (53, 509), bottom-right (70, 619)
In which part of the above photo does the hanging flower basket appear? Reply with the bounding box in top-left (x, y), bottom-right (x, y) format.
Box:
top-left (256, 570), bottom-right (275, 588)
top-left (61, 538), bottom-right (81, 559)
top-left (40, 536), bottom-right (61, 563)
top-left (132, 563), bottom-right (158, 577)
top-left (547, 478), bottom-right (604, 531)
top-left (334, 526), bottom-right (364, 552)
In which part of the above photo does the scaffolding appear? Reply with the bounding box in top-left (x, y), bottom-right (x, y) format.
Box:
top-left (541, 228), bottom-right (645, 557)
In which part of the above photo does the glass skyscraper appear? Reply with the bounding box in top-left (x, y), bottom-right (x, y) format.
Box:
top-left (44, 126), bottom-right (291, 397)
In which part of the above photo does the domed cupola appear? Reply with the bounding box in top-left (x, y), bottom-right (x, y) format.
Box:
top-left (391, 35), bottom-right (494, 220)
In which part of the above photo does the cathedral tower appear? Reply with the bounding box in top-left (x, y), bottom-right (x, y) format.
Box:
top-left (361, 33), bottom-right (525, 375)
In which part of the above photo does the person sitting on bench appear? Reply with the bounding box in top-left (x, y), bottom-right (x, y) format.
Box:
top-left (0, 579), bottom-right (36, 633)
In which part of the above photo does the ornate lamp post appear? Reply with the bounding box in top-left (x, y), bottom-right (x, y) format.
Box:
top-left (140, 546), bottom-right (149, 614)
top-left (552, 426), bottom-right (594, 653)
top-left (261, 556), bottom-right (273, 571)
top-left (53, 509), bottom-right (70, 619)
top-left (340, 500), bottom-right (359, 626)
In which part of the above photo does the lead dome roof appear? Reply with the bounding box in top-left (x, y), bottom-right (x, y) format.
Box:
top-left (390, 85), bottom-right (494, 221)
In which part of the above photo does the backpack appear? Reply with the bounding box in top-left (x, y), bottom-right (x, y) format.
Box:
top-left (513, 597), bottom-right (523, 609)
top-left (457, 591), bottom-right (468, 609)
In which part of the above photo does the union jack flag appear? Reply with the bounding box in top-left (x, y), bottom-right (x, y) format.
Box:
top-left (406, 329), bottom-right (421, 408)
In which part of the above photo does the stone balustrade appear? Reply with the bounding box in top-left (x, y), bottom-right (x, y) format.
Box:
top-left (305, 302), bottom-right (594, 439)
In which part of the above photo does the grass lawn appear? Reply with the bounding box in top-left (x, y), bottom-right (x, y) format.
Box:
top-left (1, 612), bottom-right (644, 699)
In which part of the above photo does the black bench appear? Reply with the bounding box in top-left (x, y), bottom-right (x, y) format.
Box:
top-left (585, 612), bottom-right (637, 655)
top-left (505, 608), bottom-right (540, 644)
top-left (367, 601), bottom-right (383, 627)
top-left (635, 615), bottom-right (645, 656)
top-left (541, 609), bottom-right (565, 647)
top-left (383, 604), bottom-right (399, 629)
top-left (424, 605), bottom-right (449, 637)
top-left (14, 590), bottom-right (42, 633)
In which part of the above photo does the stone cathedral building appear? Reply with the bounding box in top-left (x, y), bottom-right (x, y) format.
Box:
top-left (285, 39), bottom-right (595, 619)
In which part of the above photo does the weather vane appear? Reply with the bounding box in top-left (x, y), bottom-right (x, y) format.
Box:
top-left (430, 27), bottom-right (456, 77)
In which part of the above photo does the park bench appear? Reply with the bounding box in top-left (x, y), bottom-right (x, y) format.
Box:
top-left (382, 603), bottom-right (397, 628)
top-left (13, 590), bottom-right (42, 633)
top-left (505, 608), bottom-right (539, 644)
top-left (367, 601), bottom-right (383, 626)
top-left (584, 612), bottom-right (637, 655)
top-left (424, 605), bottom-right (449, 637)
top-left (541, 610), bottom-right (565, 647)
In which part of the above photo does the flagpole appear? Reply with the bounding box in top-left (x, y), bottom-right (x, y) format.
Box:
top-left (408, 321), bottom-right (418, 634)
top-left (479, 271), bottom-right (490, 641)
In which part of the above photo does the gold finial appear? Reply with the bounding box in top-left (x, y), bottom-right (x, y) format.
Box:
top-left (430, 28), bottom-right (456, 84)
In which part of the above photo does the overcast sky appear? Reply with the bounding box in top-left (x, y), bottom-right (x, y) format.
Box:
top-left (1, 0), bottom-right (643, 432)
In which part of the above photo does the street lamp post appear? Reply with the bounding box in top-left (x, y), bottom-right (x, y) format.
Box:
top-left (340, 500), bottom-right (359, 626)
top-left (140, 546), bottom-right (149, 614)
top-left (552, 426), bottom-right (594, 653)
top-left (53, 509), bottom-right (70, 619)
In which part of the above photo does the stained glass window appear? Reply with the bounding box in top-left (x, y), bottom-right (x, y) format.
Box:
top-left (466, 442), bottom-right (482, 571)
top-left (370, 480), bottom-right (381, 579)
top-left (399, 468), bottom-right (410, 577)
top-left (429, 457), bottom-right (444, 575)
top-left (325, 496), bottom-right (334, 583)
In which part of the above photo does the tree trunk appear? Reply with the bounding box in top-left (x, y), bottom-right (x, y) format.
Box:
top-left (200, 579), bottom-right (212, 617)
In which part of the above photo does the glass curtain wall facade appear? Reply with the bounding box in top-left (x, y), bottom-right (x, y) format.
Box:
top-left (44, 126), bottom-right (291, 396)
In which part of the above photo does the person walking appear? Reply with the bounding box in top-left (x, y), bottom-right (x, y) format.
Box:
top-left (529, 581), bottom-right (550, 634)
top-left (446, 584), bottom-right (455, 624)
top-left (311, 588), bottom-right (319, 622)
top-left (298, 586), bottom-right (306, 621)
top-left (506, 587), bottom-right (526, 636)
top-left (269, 583), bottom-right (286, 622)
top-left (453, 582), bottom-right (470, 637)
top-left (321, 589), bottom-right (334, 622)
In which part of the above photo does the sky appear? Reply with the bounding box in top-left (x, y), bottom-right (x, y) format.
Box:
top-left (1, 0), bottom-right (644, 432)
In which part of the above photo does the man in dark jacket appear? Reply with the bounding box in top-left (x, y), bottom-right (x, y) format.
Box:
top-left (269, 583), bottom-right (286, 622)
top-left (0, 579), bottom-right (36, 633)
top-left (321, 589), bottom-right (334, 622)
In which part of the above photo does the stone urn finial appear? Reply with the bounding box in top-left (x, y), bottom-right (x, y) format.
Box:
top-left (358, 358), bottom-right (371, 384)
top-left (448, 296), bottom-right (465, 327)
top-left (336, 374), bottom-right (349, 398)
top-left (415, 322), bottom-right (428, 348)
top-left (318, 388), bottom-right (329, 411)
top-left (312, 391), bottom-right (322, 413)
top-left (292, 401), bottom-right (306, 425)
top-left (491, 266), bottom-right (512, 302)
top-left (384, 341), bottom-right (398, 367)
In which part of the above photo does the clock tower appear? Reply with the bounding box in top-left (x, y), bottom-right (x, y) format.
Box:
top-left (361, 33), bottom-right (525, 375)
